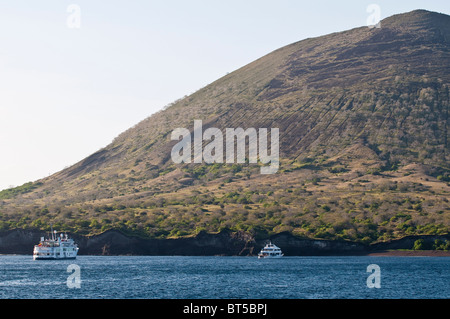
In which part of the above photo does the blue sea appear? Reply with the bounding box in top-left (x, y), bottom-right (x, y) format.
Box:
top-left (0, 255), bottom-right (448, 299)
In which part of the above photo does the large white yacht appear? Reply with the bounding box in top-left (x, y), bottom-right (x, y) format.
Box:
top-left (257, 241), bottom-right (284, 258)
top-left (33, 229), bottom-right (79, 260)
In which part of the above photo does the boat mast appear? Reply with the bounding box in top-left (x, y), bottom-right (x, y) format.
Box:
top-left (50, 224), bottom-right (55, 241)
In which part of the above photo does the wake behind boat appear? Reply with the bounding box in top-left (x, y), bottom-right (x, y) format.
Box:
top-left (258, 241), bottom-right (283, 258)
top-left (33, 229), bottom-right (79, 260)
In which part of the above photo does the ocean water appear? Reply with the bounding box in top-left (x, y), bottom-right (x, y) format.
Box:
top-left (0, 255), bottom-right (448, 299)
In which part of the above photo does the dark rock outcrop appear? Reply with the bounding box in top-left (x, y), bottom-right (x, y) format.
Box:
top-left (369, 234), bottom-right (450, 251)
top-left (262, 232), bottom-right (368, 256)
top-left (0, 229), bottom-right (42, 255)
top-left (1, 228), bottom-right (447, 256)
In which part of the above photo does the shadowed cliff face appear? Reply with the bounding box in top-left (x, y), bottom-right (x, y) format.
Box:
top-left (0, 10), bottom-right (449, 245)
top-left (1, 229), bottom-right (448, 256)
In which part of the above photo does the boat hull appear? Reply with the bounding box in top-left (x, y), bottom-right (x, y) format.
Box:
top-left (33, 256), bottom-right (77, 260)
top-left (258, 254), bottom-right (283, 259)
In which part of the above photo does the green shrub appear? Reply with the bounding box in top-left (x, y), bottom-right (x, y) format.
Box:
top-left (413, 239), bottom-right (425, 250)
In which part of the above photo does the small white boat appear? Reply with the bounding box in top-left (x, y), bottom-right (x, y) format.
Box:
top-left (258, 241), bottom-right (283, 258)
top-left (33, 228), bottom-right (79, 260)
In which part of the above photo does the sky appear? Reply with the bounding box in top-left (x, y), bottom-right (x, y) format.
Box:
top-left (0, 0), bottom-right (449, 191)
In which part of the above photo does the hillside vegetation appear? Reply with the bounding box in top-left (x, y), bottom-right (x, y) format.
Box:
top-left (0, 10), bottom-right (449, 244)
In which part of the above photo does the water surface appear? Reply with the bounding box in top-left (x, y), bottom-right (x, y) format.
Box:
top-left (0, 255), bottom-right (448, 299)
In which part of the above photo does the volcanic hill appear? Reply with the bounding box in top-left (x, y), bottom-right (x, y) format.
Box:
top-left (1, 10), bottom-right (449, 246)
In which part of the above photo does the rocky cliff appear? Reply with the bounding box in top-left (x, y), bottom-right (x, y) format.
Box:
top-left (1, 229), bottom-right (448, 256)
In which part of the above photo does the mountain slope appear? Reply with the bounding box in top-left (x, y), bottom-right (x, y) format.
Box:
top-left (1, 10), bottom-right (449, 244)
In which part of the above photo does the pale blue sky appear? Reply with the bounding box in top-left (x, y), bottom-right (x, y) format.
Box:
top-left (0, 0), bottom-right (449, 191)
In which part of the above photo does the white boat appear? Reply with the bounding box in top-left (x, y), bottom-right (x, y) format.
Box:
top-left (258, 241), bottom-right (283, 258)
top-left (33, 229), bottom-right (79, 260)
